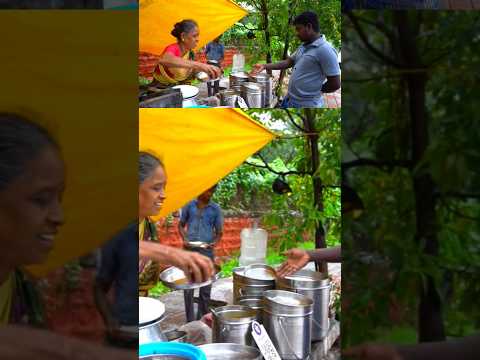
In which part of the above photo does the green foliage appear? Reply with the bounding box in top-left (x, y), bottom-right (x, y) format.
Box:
top-left (343, 11), bottom-right (480, 346)
top-left (214, 109), bottom-right (341, 260)
top-left (148, 282), bottom-right (171, 297)
top-left (223, 0), bottom-right (340, 66)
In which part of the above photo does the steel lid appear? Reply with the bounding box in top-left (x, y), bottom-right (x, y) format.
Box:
top-left (139, 297), bottom-right (165, 326)
top-left (263, 290), bottom-right (313, 315)
top-left (279, 269), bottom-right (330, 289)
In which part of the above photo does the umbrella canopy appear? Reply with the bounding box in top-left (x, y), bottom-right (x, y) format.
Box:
top-left (139, 108), bottom-right (276, 217)
top-left (139, 0), bottom-right (248, 55)
top-left (1, 11), bottom-right (138, 277)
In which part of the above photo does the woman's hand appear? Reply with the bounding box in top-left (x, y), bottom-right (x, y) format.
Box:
top-left (196, 63), bottom-right (222, 79)
top-left (169, 246), bottom-right (214, 283)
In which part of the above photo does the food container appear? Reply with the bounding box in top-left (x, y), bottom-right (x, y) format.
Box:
top-left (212, 305), bottom-right (256, 346)
top-left (249, 74), bottom-right (272, 107)
top-left (233, 264), bottom-right (276, 303)
top-left (237, 296), bottom-right (263, 322)
top-left (139, 297), bottom-right (168, 345)
top-left (262, 290), bottom-right (313, 360)
top-left (277, 270), bottom-right (331, 340)
top-left (241, 83), bottom-right (262, 108)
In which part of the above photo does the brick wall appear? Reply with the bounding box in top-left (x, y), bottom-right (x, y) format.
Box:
top-left (138, 46), bottom-right (243, 80)
top-left (157, 217), bottom-right (255, 262)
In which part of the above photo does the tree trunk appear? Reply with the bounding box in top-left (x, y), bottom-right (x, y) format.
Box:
top-left (303, 109), bottom-right (327, 274)
top-left (260, 0), bottom-right (272, 73)
top-left (395, 11), bottom-right (445, 342)
top-left (276, 0), bottom-right (295, 97)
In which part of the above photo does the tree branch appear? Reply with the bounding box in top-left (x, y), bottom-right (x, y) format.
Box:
top-left (245, 153), bottom-right (311, 177)
top-left (346, 12), bottom-right (403, 68)
top-left (284, 108), bottom-right (306, 132)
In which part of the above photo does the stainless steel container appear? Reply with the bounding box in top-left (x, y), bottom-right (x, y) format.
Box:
top-left (212, 305), bottom-right (256, 346)
top-left (199, 343), bottom-right (263, 360)
top-left (207, 78), bottom-right (221, 96)
top-left (277, 270), bottom-right (331, 341)
top-left (241, 82), bottom-right (262, 108)
top-left (263, 290), bottom-right (313, 360)
top-left (139, 297), bottom-right (168, 345)
top-left (249, 74), bottom-right (272, 107)
top-left (233, 264), bottom-right (276, 303)
top-left (229, 72), bottom-right (249, 89)
top-left (139, 318), bottom-right (168, 345)
top-left (219, 89), bottom-right (238, 107)
top-left (238, 296), bottom-right (263, 322)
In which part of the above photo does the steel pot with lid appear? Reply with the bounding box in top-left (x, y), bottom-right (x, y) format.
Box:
top-left (241, 82), bottom-right (262, 108)
top-left (249, 74), bottom-right (272, 107)
top-left (233, 264), bottom-right (276, 303)
top-left (229, 72), bottom-right (249, 88)
top-left (218, 89), bottom-right (238, 107)
top-left (211, 305), bottom-right (257, 346)
top-left (199, 343), bottom-right (263, 360)
top-left (262, 290), bottom-right (313, 360)
top-left (277, 269), bottom-right (331, 340)
top-left (139, 297), bottom-right (168, 345)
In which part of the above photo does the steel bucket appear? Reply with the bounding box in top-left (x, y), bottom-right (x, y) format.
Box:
top-left (249, 74), bottom-right (272, 107)
top-left (277, 270), bottom-right (331, 341)
top-left (212, 305), bottom-right (256, 346)
top-left (233, 264), bottom-right (276, 303)
top-left (241, 82), bottom-right (262, 108)
top-left (262, 290), bottom-right (313, 360)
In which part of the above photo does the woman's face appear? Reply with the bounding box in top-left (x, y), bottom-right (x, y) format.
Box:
top-left (139, 165), bottom-right (167, 218)
top-left (0, 146), bottom-right (65, 267)
top-left (181, 26), bottom-right (200, 51)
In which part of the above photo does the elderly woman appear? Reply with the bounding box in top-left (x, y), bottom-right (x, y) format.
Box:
top-left (153, 19), bottom-right (222, 86)
top-left (0, 113), bottom-right (134, 360)
top-left (138, 151), bottom-right (214, 295)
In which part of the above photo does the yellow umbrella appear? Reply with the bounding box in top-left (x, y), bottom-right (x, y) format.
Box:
top-left (139, 108), bottom-right (276, 217)
top-left (140, 0), bottom-right (248, 55)
top-left (0, 11), bottom-right (138, 277)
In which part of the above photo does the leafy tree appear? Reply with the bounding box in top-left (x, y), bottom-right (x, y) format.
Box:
top-left (214, 109), bottom-right (341, 272)
top-left (342, 10), bottom-right (480, 346)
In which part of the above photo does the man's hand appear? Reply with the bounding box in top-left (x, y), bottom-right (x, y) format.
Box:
top-left (343, 344), bottom-right (403, 360)
top-left (250, 63), bottom-right (266, 76)
top-left (276, 248), bottom-right (310, 278)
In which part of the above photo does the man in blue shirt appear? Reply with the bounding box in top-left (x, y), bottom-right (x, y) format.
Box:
top-left (94, 223), bottom-right (138, 349)
top-left (178, 186), bottom-right (223, 322)
top-left (205, 37), bottom-right (225, 64)
top-left (251, 11), bottom-right (341, 108)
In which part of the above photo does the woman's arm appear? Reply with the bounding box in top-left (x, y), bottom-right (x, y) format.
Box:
top-left (159, 53), bottom-right (221, 78)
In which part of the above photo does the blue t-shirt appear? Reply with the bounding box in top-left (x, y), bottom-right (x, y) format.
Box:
top-left (287, 35), bottom-right (340, 105)
top-left (205, 42), bottom-right (225, 62)
top-left (180, 200), bottom-right (223, 243)
top-left (96, 222), bottom-right (138, 326)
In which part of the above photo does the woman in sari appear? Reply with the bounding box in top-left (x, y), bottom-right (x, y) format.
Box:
top-left (138, 151), bottom-right (214, 295)
top-left (0, 113), bottom-right (133, 359)
top-left (153, 19), bottom-right (222, 87)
